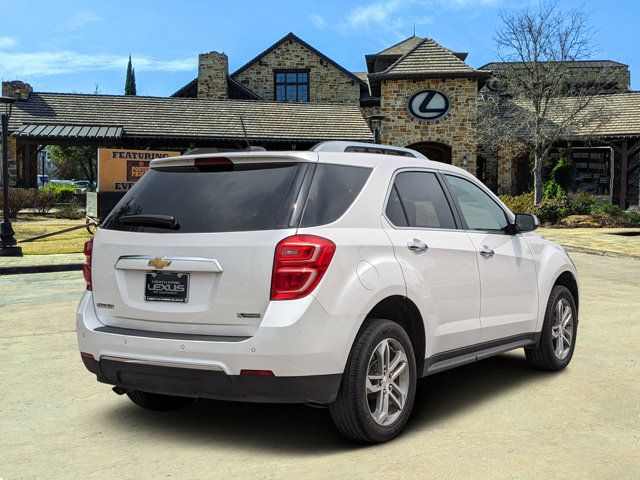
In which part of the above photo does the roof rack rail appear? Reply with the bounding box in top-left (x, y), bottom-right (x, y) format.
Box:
top-left (185, 146), bottom-right (267, 155)
top-left (310, 141), bottom-right (425, 158)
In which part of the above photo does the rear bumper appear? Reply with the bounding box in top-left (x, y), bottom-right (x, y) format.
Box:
top-left (77, 291), bottom-right (360, 404)
top-left (82, 355), bottom-right (341, 403)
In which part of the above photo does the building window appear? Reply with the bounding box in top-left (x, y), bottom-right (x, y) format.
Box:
top-left (274, 70), bottom-right (309, 102)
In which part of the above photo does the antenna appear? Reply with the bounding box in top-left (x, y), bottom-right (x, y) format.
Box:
top-left (239, 116), bottom-right (251, 149)
top-left (413, 22), bottom-right (416, 37)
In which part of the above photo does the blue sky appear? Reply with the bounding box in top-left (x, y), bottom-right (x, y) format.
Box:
top-left (1, 0), bottom-right (638, 96)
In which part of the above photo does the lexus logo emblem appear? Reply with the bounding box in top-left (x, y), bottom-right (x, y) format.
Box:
top-left (408, 90), bottom-right (450, 121)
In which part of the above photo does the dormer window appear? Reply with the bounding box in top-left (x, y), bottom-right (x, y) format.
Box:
top-left (274, 70), bottom-right (309, 102)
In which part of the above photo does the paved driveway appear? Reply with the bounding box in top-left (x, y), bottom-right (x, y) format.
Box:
top-left (1, 253), bottom-right (638, 479)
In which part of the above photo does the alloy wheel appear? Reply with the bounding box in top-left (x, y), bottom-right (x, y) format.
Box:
top-left (551, 298), bottom-right (574, 360)
top-left (366, 338), bottom-right (410, 426)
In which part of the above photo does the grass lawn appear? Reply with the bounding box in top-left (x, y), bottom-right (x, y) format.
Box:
top-left (538, 227), bottom-right (640, 258)
top-left (12, 216), bottom-right (91, 255)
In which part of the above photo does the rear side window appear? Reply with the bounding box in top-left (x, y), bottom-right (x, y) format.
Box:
top-left (299, 164), bottom-right (371, 227)
top-left (386, 171), bottom-right (456, 229)
top-left (102, 163), bottom-right (301, 233)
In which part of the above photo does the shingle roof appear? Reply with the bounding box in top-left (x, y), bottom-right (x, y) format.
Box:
top-left (508, 92), bottom-right (640, 138)
top-left (372, 36), bottom-right (424, 56)
top-left (8, 92), bottom-right (374, 142)
top-left (370, 39), bottom-right (489, 79)
top-left (479, 60), bottom-right (628, 71)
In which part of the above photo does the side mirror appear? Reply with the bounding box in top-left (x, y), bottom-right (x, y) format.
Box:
top-left (513, 213), bottom-right (540, 233)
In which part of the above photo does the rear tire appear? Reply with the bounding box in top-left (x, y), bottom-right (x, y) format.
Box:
top-left (329, 318), bottom-right (417, 443)
top-left (126, 390), bottom-right (196, 411)
top-left (525, 285), bottom-right (578, 371)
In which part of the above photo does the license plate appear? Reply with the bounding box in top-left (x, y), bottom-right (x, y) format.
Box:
top-left (145, 272), bottom-right (189, 303)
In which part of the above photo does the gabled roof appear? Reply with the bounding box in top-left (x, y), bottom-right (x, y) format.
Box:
top-left (231, 32), bottom-right (367, 87)
top-left (8, 92), bottom-right (374, 143)
top-left (373, 36), bottom-right (424, 56)
top-left (370, 38), bottom-right (489, 79)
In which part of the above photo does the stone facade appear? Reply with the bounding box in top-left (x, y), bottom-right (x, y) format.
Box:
top-left (233, 39), bottom-right (360, 104)
top-left (2, 80), bottom-right (32, 100)
top-left (378, 78), bottom-right (478, 173)
top-left (197, 52), bottom-right (228, 100)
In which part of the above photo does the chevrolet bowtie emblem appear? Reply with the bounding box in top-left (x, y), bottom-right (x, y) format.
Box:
top-left (148, 257), bottom-right (172, 269)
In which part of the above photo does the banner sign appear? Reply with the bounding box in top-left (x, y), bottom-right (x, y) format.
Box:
top-left (97, 148), bottom-right (181, 192)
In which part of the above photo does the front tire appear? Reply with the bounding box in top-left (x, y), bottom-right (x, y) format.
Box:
top-left (329, 319), bottom-right (417, 443)
top-left (126, 390), bottom-right (196, 411)
top-left (525, 285), bottom-right (578, 371)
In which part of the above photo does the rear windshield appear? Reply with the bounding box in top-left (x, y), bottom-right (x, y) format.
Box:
top-left (102, 163), bottom-right (301, 233)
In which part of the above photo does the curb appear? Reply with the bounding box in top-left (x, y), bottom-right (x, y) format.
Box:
top-left (0, 263), bottom-right (83, 275)
top-left (563, 246), bottom-right (640, 260)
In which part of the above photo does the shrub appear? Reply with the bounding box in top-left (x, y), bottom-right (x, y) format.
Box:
top-left (591, 202), bottom-right (623, 216)
top-left (53, 199), bottom-right (85, 219)
top-left (499, 191), bottom-right (534, 214)
top-left (32, 189), bottom-right (57, 215)
top-left (0, 188), bottom-right (35, 217)
top-left (565, 191), bottom-right (596, 216)
top-left (42, 183), bottom-right (76, 202)
top-left (533, 197), bottom-right (566, 224)
top-left (542, 179), bottom-right (565, 199)
top-left (622, 210), bottom-right (640, 227)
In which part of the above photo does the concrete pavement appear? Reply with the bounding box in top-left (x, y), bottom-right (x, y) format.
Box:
top-left (0, 253), bottom-right (638, 479)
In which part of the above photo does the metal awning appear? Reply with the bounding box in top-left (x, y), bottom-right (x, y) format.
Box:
top-left (13, 124), bottom-right (124, 139)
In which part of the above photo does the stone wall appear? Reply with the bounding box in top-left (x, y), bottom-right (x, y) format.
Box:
top-left (378, 77), bottom-right (478, 173)
top-left (233, 39), bottom-right (360, 104)
top-left (197, 52), bottom-right (228, 100)
top-left (0, 137), bottom-right (18, 187)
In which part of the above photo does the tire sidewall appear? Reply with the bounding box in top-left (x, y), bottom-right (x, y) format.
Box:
top-left (353, 320), bottom-right (417, 442)
top-left (542, 286), bottom-right (578, 369)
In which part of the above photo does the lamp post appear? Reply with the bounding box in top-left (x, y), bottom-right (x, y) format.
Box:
top-left (367, 115), bottom-right (385, 144)
top-left (1, 95), bottom-right (21, 256)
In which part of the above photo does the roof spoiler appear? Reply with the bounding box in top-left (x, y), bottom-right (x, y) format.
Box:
top-left (184, 146), bottom-right (267, 156)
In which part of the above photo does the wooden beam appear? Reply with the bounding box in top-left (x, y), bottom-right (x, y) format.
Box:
top-left (620, 139), bottom-right (628, 208)
top-left (628, 139), bottom-right (640, 160)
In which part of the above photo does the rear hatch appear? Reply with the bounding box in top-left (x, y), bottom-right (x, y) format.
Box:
top-left (92, 153), bottom-right (315, 337)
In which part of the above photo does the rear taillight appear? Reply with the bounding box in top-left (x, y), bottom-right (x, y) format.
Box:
top-left (194, 157), bottom-right (232, 166)
top-left (83, 238), bottom-right (93, 291)
top-left (270, 234), bottom-right (336, 301)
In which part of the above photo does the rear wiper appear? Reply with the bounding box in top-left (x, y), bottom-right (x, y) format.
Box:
top-left (118, 214), bottom-right (179, 230)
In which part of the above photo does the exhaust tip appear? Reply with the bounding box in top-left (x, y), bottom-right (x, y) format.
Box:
top-left (112, 386), bottom-right (127, 395)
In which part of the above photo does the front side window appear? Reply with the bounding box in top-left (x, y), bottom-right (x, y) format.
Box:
top-left (385, 171), bottom-right (456, 229)
top-left (444, 175), bottom-right (508, 231)
top-left (275, 70), bottom-right (309, 102)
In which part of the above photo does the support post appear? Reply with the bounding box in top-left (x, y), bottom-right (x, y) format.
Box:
top-left (1, 112), bottom-right (22, 256)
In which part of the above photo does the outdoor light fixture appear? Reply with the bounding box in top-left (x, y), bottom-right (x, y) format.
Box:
top-left (462, 154), bottom-right (469, 167)
top-left (0, 95), bottom-right (22, 256)
top-left (368, 115), bottom-right (385, 144)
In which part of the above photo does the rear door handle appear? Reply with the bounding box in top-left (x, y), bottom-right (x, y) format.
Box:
top-left (407, 239), bottom-right (429, 254)
top-left (479, 247), bottom-right (495, 258)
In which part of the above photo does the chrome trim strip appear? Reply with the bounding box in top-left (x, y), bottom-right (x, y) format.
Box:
top-left (115, 255), bottom-right (223, 272)
top-left (100, 355), bottom-right (225, 372)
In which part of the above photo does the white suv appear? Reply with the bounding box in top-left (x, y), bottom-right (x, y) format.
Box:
top-left (77, 142), bottom-right (579, 443)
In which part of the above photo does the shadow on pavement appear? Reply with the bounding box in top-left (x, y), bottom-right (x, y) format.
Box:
top-left (101, 352), bottom-right (550, 454)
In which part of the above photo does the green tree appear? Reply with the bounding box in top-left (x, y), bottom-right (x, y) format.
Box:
top-left (48, 146), bottom-right (97, 184)
top-left (125, 54), bottom-right (137, 96)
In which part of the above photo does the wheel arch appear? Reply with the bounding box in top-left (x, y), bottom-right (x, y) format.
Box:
top-left (554, 270), bottom-right (579, 313)
top-left (361, 295), bottom-right (426, 373)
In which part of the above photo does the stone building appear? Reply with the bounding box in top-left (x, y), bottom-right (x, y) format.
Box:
top-left (2, 32), bottom-right (639, 206)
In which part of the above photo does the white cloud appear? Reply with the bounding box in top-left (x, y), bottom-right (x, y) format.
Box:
top-left (0, 36), bottom-right (18, 49)
top-left (0, 50), bottom-right (196, 77)
top-left (347, 0), bottom-right (404, 29)
top-left (56, 11), bottom-right (101, 32)
top-left (310, 13), bottom-right (326, 29)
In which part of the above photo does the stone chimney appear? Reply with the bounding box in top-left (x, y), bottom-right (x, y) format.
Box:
top-left (197, 52), bottom-right (228, 100)
top-left (2, 80), bottom-right (32, 100)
